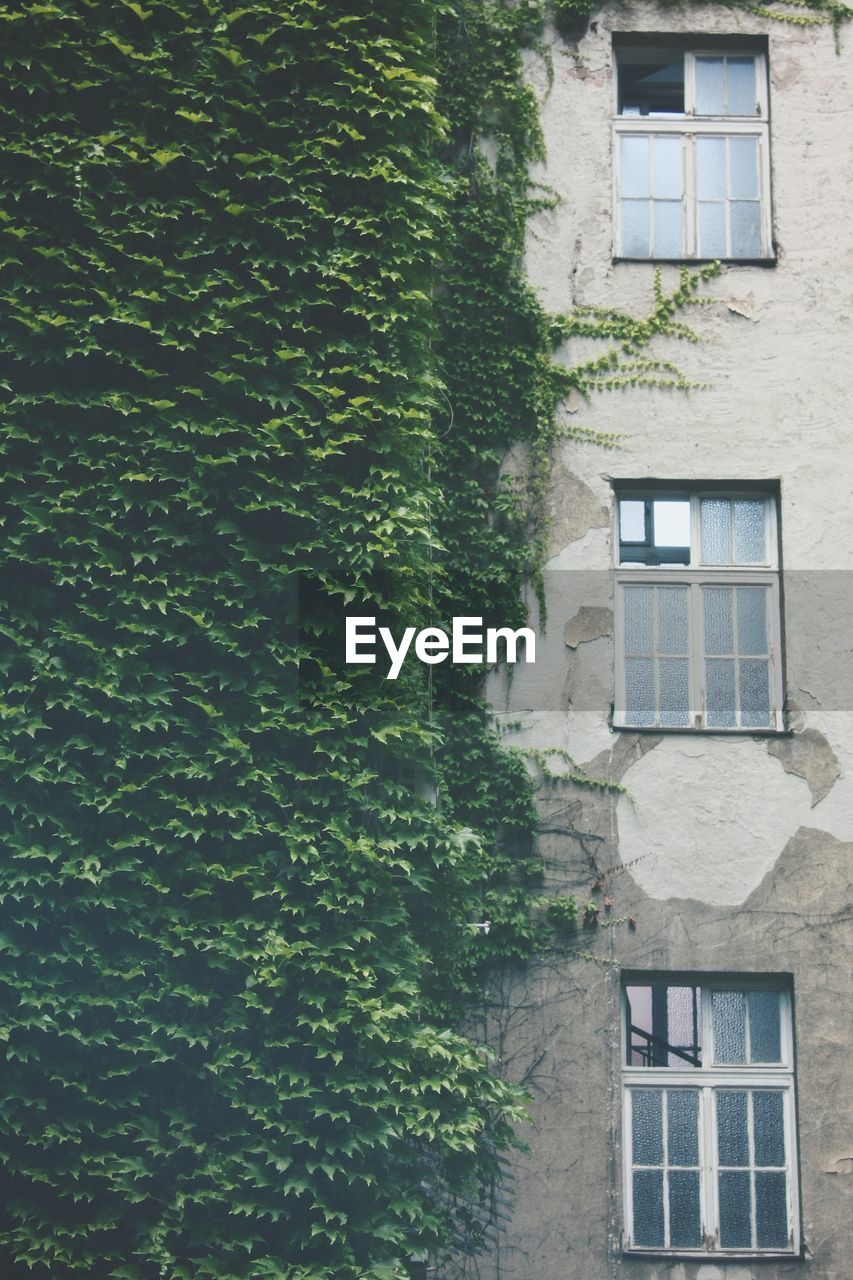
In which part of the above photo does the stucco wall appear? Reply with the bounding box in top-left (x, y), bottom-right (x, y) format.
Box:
top-left (475, 6), bottom-right (853, 1279)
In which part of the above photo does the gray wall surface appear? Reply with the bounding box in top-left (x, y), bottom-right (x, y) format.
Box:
top-left (469, 6), bottom-right (853, 1279)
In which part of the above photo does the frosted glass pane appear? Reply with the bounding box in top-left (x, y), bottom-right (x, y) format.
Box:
top-left (621, 136), bottom-right (650, 197)
top-left (696, 57), bottom-right (725, 114)
top-left (653, 200), bottom-right (683, 257)
top-left (697, 137), bottom-right (726, 198)
top-left (740, 659), bottom-right (771, 727)
top-left (714, 990), bottom-right (746, 1062)
top-left (753, 1091), bottom-right (785, 1167)
top-left (734, 498), bottom-right (765, 561)
top-left (728, 57), bottom-right (757, 115)
top-left (621, 200), bottom-right (649, 256)
top-left (730, 136), bottom-right (759, 198)
top-left (632, 1090), bottom-right (663, 1164)
top-left (653, 499), bottom-right (690, 547)
top-left (669, 1170), bottom-right (701, 1248)
top-left (748, 990), bottom-right (782, 1063)
top-left (652, 136), bottom-right (683, 197)
top-left (625, 586), bottom-right (654, 655)
top-left (719, 1170), bottom-right (752, 1248)
top-left (755, 1172), bottom-right (788, 1247)
top-left (736, 587), bottom-right (767, 655)
top-left (704, 586), bottom-right (734, 655)
top-left (658, 587), bottom-right (688, 653)
top-left (698, 202), bottom-right (727, 258)
top-left (667, 986), bottom-right (701, 1065)
top-left (701, 497), bottom-right (732, 563)
top-left (626, 660), bottom-right (655, 726)
top-left (706, 659), bottom-right (736, 726)
top-left (717, 1090), bottom-right (749, 1166)
top-left (731, 200), bottom-right (761, 257)
top-left (620, 499), bottom-right (646, 543)
top-left (633, 1170), bottom-right (664, 1246)
top-left (668, 1090), bottom-right (699, 1166)
top-left (659, 659), bottom-right (690, 727)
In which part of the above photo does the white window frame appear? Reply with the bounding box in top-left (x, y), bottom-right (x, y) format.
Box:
top-left (613, 490), bottom-right (784, 731)
top-left (622, 979), bottom-right (800, 1257)
top-left (613, 46), bottom-right (773, 260)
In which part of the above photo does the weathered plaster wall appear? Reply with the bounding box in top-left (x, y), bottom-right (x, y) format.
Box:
top-left (477, 6), bottom-right (853, 1279)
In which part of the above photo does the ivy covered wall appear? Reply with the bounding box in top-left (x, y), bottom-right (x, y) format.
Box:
top-left (0, 2), bottom-right (556, 1277)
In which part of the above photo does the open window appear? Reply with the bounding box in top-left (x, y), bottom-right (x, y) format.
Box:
top-left (613, 37), bottom-right (773, 261)
top-left (613, 485), bottom-right (784, 731)
top-left (623, 976), bottom-right (799, 1256)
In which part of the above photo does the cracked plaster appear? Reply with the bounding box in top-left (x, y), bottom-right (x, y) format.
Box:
top-left (616, 737), bottom-right (815, 904)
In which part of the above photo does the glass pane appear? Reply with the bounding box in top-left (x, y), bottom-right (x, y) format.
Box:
top-left (668, 1090), bottom-right (699, 1166)
top-left (626, 659), bottom-right (655, 726)
top-left (619, 53), bottom-right (685, 116)
top-left (706, 659), bottom-right (736, 727)
top-left (669, 1170), bottom-right (702, 1248)
top-left (633, 1170), bottom-right (665, 1246)
top-left (714, 990), bottom-right (746, 1062)
top-left (731, 200), bottom-right (761, 257)
top-left (748, 990), bottom-right (782, 1063)
top-left (728, 57), bottom-right (757, 115)
top-left (730, 136), bottom-right (759, 198)
top-left (734, 498), bottom-right (765, 561)
top-left (652, 136), bottom-right (683, 198)
top-left (753, 1091), bottom-right (786, 1167)
top-left (659, 658), bottom-right (690, 727)
top-left (696, 57), bottom-right (725, 114)
top-left (625, 586), bottom-right (654, 655)
top-left (658, 587), bottom-right (688, 653)
top-left (653, 200), bottom-right (683, 257)
top-left (700, 497), bottom-right (732, 563)
top-left (621, 200), bottom-right (649, 257)
top-left (667, 986), bottom-right (701, 1066)
top-left (632, 1089), bottom-right (663, 1165)
top-left (704, 586), bottom-right (734, 655)
top-left (740, 659), bottom-right (771, 727)
top-left (719, 1170), bottom-right (752, 1248)
top-left (717, 1090), bottom-right (749, 1166)
top-left (755, 1172), bottom-right (789, 1248)
top-left (620, 499), bottom-right (646, 543)
top-left (653, 499), bottom-right (690, 547)
top-left (697, 136), bottom-right (726, 199)
top-left (736, 587), bottom-right (767, 655)
top-left (627, 984), bottom-right (701, 1068)
top-left (698, 201), bottom-right (727, 258)
top-left (621, 135), bottom-right (650, 197)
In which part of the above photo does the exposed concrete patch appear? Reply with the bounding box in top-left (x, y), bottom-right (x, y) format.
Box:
top-left (545, 460), bottom-right (609, 561)
top-left (582, 730), bottom-right (661, 785)
top-left (826, 1157), bottom-right (853, 1175)
top-left (563, 606), bottom-right (612, 649)
top-left (616, 738), bottom-right (814, 905)
top-left (767, 727), bottom-right (840, 807)
top-left (744, 825), bottom-right (853, 916)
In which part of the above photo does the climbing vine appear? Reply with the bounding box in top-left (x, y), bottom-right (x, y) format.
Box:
top-left (0, 2), bottom-right (846, 1279)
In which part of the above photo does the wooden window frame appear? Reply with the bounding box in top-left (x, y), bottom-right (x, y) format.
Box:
top-left (622, 980), bottom-right (800, 1258)
top-left (613, 46), bottom-right (773, 261)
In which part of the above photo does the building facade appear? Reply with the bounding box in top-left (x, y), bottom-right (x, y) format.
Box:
top-left (481, 6), bottom-right (853, 1278)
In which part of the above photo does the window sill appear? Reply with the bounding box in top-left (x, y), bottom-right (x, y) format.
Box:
top-left (622, 1249), bottom-right (800, 1262)
top-left (612, 256), bottom-right (777, 267)
top-left (611, 723), bottom-right (791, 737)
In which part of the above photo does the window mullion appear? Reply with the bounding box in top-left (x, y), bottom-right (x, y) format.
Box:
top-left (685, 134), bottom-right (697, 257)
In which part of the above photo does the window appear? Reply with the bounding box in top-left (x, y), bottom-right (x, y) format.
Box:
top-left (613, 39), bottom-right (773, 260)
top-left (613, 487), bottom-right (783, 731)
top-left (622, 977), bottom-right (799, 1256)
